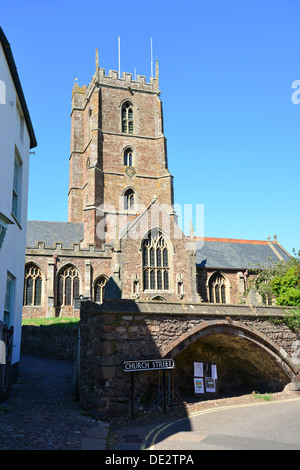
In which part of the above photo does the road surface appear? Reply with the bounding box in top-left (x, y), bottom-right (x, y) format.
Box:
top-left (142, 398), bottom-right (300, 450)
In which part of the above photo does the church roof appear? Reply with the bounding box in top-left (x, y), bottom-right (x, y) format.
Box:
top-left (26, 221), bottom-right (83, 248)
top-left (195, 237), bottom-right (291, 270)
top-left (26, 220), bottom-right (292, 272)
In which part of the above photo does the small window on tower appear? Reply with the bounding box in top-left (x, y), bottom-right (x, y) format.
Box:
top-left (124, 188), bottom-right (135, 210)
top-left (124, 148), bottom-right (133, 166)
top-left (122, 101), bottom-right (134, 134)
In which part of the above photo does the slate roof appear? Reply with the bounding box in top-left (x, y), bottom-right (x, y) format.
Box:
top-left (26, 220), bottom-right (292, 271)
top-left (26, 221), bottom-right (83, 248)
top-left (196, 238), bottom-right (291, 270)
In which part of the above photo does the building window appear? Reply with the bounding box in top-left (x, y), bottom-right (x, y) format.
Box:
top-left (57, 265), bottom-right (80, 306)
top-left (124, 188), bottom-right (135, 210)
top-left (94, 275), bottom-right (108, 303)
top-left (24, 264), bottom-right (42, 306)
top-left (12, 151), bottom-right (22, 220)
top-left (122, 101), bottom-right (134, 134)
top-left (124, 147), bottom-right (133, 166)
top-left (208, 272), bottom-right (227, 304)
top-left (4, 273), bottom-right (15, 326)
top-left (142, 229), bottom-right (170, 291)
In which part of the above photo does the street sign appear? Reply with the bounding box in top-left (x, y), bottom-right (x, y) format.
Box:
top-left (122, 358), bottom-right (175, 372)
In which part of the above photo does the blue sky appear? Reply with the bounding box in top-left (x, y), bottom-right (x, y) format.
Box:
top-left (1, 0), bottom-right (299, 254)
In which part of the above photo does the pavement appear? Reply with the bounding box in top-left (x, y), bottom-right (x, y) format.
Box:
top-left (0, 353), bottom-right (109, 450)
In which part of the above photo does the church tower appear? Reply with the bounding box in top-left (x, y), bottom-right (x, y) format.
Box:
top-left (68, 50), bottom-right (174, 247)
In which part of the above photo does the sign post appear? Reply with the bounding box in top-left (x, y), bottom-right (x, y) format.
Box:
top-left (122, 359), bottom-right (175, 417)
top-left (131, 371), bottom-right (135, 418)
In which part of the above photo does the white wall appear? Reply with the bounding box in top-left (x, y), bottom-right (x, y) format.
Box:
top-left (0, 42), bottom-right (31, 366)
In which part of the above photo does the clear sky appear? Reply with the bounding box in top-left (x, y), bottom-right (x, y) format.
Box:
top-left (1, 0), bottom-right (299, 254)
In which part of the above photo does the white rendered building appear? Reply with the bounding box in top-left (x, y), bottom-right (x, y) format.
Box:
top-left (0, 27), bottom-right (37, 380)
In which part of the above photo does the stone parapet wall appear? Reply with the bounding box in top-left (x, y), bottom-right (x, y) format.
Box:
top-left (21, 324), bottom-right (77, 361)
top-left (77, 300), bottom-right (300, 417)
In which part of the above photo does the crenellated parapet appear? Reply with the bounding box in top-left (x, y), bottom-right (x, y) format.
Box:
top-left (72, 56), bottom-right (160, 107)
top-left (26, 240), bottom-right (112, 259)
top-left (96, 67), bottom-right (160, 93)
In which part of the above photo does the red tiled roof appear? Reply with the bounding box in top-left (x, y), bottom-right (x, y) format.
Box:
top-left (194, 237), bottom-right (274, 245)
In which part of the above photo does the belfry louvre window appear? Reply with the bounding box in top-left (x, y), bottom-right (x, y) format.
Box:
top-left (24, 264), bottom-right (42, 306)
top-left (94, 276), bottom-right (108, 303)
top-left (209, 272), bottom-right (226, 304)
top-left (122, 101), bottom-right (134, 134)
top-left (142, 229), bottom-right (169, 291)
top-left (57, 265), bottom-right (79, 306)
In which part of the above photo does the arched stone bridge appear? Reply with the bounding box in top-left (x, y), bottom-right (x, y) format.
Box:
top-left (77, 300), bottom-right (300, 417)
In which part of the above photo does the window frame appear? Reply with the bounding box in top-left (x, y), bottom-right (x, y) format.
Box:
top-left (57, 264), bottom-right (80, 307)
top-left (124, 147), bottom-right (133, 167)
top-left (123, 188), bottom-right (135, 211)
top-left (208, 272), bottom-right (227, 304)
top-left (94, 275), bottom-right (108, 303)
top-left (142, 229), bottom-right (171, 292)
top-left (4, 272), bottom-right (15, 326)
top-left (121, 101), bottom-right (134, 134)
top-left (23, 263), bottom-right (43, 306)
top-left (11, 149), bottom-right (23, 222)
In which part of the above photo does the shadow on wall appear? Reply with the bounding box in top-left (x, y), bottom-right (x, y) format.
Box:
top-left (76, 278), bottom-right (298, 446)
top-left (76, 280), bottom-right (192, 442)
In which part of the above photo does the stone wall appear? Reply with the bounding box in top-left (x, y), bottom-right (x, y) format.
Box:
top-left (21, 324), bottom-right (77, 361)
top-left (77, 300), bottom-right (300, 417)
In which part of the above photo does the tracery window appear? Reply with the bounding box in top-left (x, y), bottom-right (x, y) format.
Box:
top-left (122, 101), bottom-right (134, 134)
top-left (94, 275), bottom-right (108, 303)
top-left (208, 272), bottom-right (226, 304)
top-left (142, 229), bottom-right (169, 291)
top-left (124, 188), bottom-right (135, 210)
top-left (124, 147), bottom-right (133, 166)
top-left (57, 264), bottom-right (80, 306)
top-left (24, 264), bottom-right (42, 306)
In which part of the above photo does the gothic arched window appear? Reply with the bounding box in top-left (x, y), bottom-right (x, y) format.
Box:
top-left (208, 272), bottom-right (227, 304)
top-left (94, 275), bottom-right (108, 303)
top-left (57, 264), bottom-right (80, 306)
top-left (124, 188), bottom-right (135, 210)
top-left (122, 101), bottom-right (134, 134)
top-left (124, 147), bottom-right (133, 166)
top-left (142, 229), bottom-right (170, 291)
top-left (24, 263), bottom-right (42, 306)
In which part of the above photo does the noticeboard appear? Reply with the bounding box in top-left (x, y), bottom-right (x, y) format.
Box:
top-left (193, 362), bottom-right (218, 397)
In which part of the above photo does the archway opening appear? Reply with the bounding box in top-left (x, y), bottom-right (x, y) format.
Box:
top-left (174, 332), bottom-right (290, 399)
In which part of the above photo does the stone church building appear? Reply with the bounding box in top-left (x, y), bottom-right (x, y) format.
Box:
top-left (22, 53), bottom-right (291, 319)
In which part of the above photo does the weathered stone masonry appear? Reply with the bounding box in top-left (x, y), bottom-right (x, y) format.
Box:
top-left (77, 301), bottom-right (300, 416)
